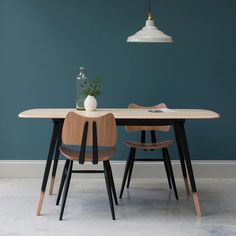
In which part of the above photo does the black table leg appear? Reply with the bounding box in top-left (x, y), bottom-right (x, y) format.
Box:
top-left (49, 120), bottom-right (63, 195)
top-left (174, 120), bottom-right (202, 217)
top-left (36, 119), bottom-right (60, 216)
top-left (174, 122), bottom-right (191, 196)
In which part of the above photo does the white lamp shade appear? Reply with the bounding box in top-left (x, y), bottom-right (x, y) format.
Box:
top-left (127, 19), bottom-right (173, 43)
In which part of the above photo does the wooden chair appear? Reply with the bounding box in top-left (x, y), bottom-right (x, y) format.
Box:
top-left (119, 103), bottom-right (178, 200)
top-left (56, 112), bottom-right (118, 220)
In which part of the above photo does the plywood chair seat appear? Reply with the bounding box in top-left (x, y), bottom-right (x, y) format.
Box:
top-left (60, 146), bottom-right (116, 162)
top-left (123, 139), bottom-right (173, 150)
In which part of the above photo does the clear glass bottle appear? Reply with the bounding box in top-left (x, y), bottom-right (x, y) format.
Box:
top-left (76, 67), bottom-right (89, 110)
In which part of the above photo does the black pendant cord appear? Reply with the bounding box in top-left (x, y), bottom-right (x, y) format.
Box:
top-left (148, 0), bottom-right (153, 20)
top-left (148, 0), bottom-right (151, 12)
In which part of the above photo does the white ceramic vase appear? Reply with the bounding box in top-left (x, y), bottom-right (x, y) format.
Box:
top-left (84, 95), bottom-right (97, 111)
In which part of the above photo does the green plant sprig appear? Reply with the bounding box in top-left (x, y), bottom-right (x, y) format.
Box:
top-left (82, 76), bottom-right (102, 97)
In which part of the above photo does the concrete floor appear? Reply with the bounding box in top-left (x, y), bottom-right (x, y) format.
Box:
top-left (0, 178), bottom-right (236, 236)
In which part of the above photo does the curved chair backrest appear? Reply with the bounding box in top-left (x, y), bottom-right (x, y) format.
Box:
top-left (62, 112), bottom-right (117, 147)
top-left (125, 103), bottom-right (170, 133)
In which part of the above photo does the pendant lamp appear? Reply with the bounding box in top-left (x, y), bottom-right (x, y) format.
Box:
top-left (127, 0), bottom-right (173, 43)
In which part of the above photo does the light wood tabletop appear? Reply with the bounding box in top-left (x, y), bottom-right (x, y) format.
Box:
top-left (18, 108), bottom-right (220, 119)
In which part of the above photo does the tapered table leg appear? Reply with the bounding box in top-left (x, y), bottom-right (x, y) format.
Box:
top-left (174, 122), bottom-right (191, 196)
top-left (36, 119), bottom-right (60, 216)
top-left (49, 120), bottom-right (63, 195)
top-left (174, 120), bottom-right (202, 217)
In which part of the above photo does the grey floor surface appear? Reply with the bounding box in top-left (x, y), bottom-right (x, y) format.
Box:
top-left (0, 178), bottom-right (236, 236)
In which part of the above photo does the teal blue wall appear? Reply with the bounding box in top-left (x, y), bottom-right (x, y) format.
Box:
top-left (0, 0), bottom-right (236, 160)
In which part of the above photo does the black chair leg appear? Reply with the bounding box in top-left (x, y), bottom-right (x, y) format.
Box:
top-left (107, 161), bottom-right (118, 205)
top-left (59, 160), bottom-right (73, 221)
top-left (104, 161), bottom-right (115, 220)
top-left (119, 148), bottom-right (134, 199)
top-left (163, 148), bottom-right (178, 200)
top-left (126, 148), bottom-right (136, 188)
top-left (56, 159), bottom-right (70, 205)
top-left (162, 149), bottom-right (172, 190)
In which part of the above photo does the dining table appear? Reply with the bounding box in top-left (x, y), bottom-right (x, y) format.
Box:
top-left (18, 108), bottom-right (220, 217)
